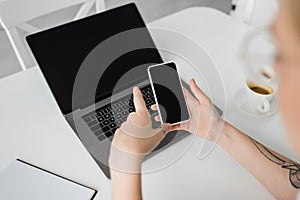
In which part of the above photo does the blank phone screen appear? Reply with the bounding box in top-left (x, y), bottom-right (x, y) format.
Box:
top-left (148, 62), bottom-right (190, 124)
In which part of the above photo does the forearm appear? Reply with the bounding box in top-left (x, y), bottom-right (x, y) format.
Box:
top-left (111, 168), bottom-right (143, 200)
top-left (219, 122), bottom-right (299, 200)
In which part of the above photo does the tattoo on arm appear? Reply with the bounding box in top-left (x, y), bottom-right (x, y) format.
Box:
top-left (251, 139), bottom-right (300, 189)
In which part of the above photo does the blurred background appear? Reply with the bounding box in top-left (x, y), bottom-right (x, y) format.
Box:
top-left (0, 0), bottom-right (280, 78)
top-left (0, 0), bottom-right (231, 78)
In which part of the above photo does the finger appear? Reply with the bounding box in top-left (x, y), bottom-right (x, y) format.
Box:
top-left (133, 86), bottom-right (148, 115)
top-left (168, 124), bottom-right (181, 132)
top-left (151, 104), bottom-right (158, 111)
top-left (183, 87), bottom-right (197, 103)
top-left (190, 79), bottom-right (210, 104)
top-left (154, 117), bottom-right (179, 130)
top-left (154, 115), bottom-right (161, 122)
top-left (161, 123), bottom-right (171, 133)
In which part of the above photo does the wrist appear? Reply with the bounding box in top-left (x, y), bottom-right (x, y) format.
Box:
top-left (109, 146), bottom-right (144, 174)
top-left (217, 122), bottom-right (236, 149)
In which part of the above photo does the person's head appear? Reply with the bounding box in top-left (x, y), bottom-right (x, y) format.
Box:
top-left (273, 0), bottom-right (300, 156)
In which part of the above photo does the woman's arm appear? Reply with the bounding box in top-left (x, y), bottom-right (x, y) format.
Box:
top-left (111, 169), bottom-right (142, 200)
top-left (219, 123), bottom-right (299, 200)
top-left (162, 79), bottom-right (300, 200)
top-left (109, 87), bottom-right (169, 200)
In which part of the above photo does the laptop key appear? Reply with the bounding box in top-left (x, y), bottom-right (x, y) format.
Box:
top-left (123, 105), bottom-right (129, 109)
top-left (109, 117), bottom-right (115, 122)
top-left (102, 109), bottom-right (109, 114)
top-left (102, 126), bottom-right (110, 133)
top-left (103, 120), bottom-right (109, 126)
top-left (111, 128), bottom-right (117, 134)
top-left (115, 114), bottom-right (122, 119)
top-left (94, 129), bottom-right (103, 136)
top-left (111, 110), bottom-right (116, 115)
top-left (104, 114), bottom-right (110, 119)
top-left (98, 134), bottom-right (106, 141)
top-left (87, 120), bottom-right (98, 127)
top-left (91, 124), bottom-right (101, 132)
top-left (116, 103), bottom-right (122, 107)
top-left (146, 100), bottom-right (151, 105)
top-left (83, 117), bottom-right (91, 123)
top-left (116, 120), bottom-right (122, 126)
top-left (98, 110), bottom-right (106, 116)
top-left (109, 123), bottom-right (116, 129)
top-left (97, 116), bottom-right (104, 122)
top-left (105, 131), bottom-right (114, 138)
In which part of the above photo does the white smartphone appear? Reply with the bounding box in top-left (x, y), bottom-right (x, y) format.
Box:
top-left (147, 61), bottom-right (190, 125)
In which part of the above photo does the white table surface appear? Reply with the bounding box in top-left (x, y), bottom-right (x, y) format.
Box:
top-left (0, 7), bottom-right (293, 200)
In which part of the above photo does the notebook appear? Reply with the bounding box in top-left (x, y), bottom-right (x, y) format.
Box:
top-left (0, 159), bottom-right (97, 200)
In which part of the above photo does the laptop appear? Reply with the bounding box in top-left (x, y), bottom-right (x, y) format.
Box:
top-left (26, 3), bottom-right (222, 178)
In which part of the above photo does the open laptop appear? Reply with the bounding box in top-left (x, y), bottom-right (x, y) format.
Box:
top-left (26, 3), bottom-right (222, 178)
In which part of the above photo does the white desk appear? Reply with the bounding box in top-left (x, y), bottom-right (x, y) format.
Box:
top-left (0, 7), bottom-right (292, 200)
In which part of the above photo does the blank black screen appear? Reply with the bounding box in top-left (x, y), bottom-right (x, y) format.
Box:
top-left (26, 3), bottom-right (163, 114)
top-left (149, 62), bottom-right (190, 124)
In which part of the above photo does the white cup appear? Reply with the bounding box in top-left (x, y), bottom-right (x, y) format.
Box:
top-left (245, 77), bottom-right (277, 113)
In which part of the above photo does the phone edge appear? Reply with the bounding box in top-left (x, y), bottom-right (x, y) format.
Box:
top-left (147, 61), bottom-right (191, 126)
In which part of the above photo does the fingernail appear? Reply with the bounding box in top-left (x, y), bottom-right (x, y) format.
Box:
top-left (133, 86), bottom-right (138, 92)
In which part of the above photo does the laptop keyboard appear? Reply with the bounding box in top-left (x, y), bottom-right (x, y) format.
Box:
top-left (82, 85), bottom-right (156, 141)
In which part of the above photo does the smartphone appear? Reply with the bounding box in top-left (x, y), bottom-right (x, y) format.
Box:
top-left (148, 62), bottom-right (190, 125)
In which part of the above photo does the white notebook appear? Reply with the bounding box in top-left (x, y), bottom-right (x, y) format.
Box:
top-left (0, 160), bottom-right (96, 200)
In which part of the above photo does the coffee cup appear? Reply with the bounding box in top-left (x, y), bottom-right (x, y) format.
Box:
top-left (245, 76), bottom-right (276, 113)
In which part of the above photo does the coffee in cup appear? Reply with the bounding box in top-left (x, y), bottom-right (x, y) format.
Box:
top-left (245, 77), bottom-right (277, 113)
top-left (247, 81), bottom-right (273, 95)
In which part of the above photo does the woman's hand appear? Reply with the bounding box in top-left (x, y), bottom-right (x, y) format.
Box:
top-left (109, 86), bottom-right (169, 173)
top-left (152, 79), bottom-right (224, 142)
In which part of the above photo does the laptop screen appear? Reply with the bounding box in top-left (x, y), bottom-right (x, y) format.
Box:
top-left (26, 3), bottom-right (163, 115)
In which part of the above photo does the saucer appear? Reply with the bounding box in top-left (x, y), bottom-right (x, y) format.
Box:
top-left (233, 89), bottom-right (278, 117)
